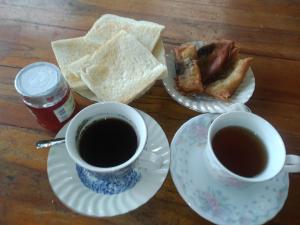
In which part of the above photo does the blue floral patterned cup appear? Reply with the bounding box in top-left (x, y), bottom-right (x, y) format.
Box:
top-left (204, 111), bottom-right (300, 187)
top-left (65, 102), bottom-right (162, 194)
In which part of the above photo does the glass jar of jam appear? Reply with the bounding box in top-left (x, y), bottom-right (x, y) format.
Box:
top-left (14, 62), bottom-right (79, 133)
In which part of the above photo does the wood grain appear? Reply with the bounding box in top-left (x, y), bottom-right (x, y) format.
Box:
top-left (0, 0), bottom-right (300, 224)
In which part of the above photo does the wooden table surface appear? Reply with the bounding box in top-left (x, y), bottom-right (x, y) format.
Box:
top-left (1, 0), bottom-right (300, 224)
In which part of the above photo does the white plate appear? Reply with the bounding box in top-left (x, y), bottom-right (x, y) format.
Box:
top-left (47, 110), bottom-right (170, 217)
top-left (170, 113), bottom-right (289, 225)
top-left (163, 41), bottom-right (255, 113)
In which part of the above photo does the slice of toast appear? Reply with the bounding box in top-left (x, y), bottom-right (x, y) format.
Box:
top-left (69, 30), bottom-right (167, 103)
top-left (85, 14), bottom-right (164, 52)
top-left (51, 37), bottom-right (100, 91)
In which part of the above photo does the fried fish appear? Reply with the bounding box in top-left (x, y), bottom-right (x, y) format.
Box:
top-left (174, 40), bottom-right (252, 100)
top-left (205, 57), bottom-right (253, 100)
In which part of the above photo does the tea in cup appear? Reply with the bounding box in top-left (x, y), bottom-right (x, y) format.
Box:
top-left (65, 102), bottom-right (162, 194)
top-left (204, 111), bottom-right (300, 186)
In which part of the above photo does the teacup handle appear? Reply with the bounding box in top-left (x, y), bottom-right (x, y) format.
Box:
top-left (135, 150), bottom-right (163, 170)
top-left (284, 155), bottom-right (300, 173)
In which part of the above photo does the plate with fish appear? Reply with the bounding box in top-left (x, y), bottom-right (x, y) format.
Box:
top-left (163, 40), bottom-right (255, 113)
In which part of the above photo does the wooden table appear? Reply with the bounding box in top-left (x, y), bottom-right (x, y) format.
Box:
top-left (1, 0), bottom-right (300, 224)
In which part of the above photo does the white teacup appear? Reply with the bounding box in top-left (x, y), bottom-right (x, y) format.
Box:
top-left (65, 102), bottom-right (161, 194)
top-left (204, 111), bottom-right (300, 186)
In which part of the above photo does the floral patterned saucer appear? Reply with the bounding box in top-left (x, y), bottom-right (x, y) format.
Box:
top-left (47, 110), bottom-right (170, 217)
top-left (170, 113), bottom-right (289, 225)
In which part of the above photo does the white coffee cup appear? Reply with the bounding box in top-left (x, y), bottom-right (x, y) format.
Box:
top-left (65, 102), bottom-right (161, 175)
top-left (204, 111), bottom-right (300, 186)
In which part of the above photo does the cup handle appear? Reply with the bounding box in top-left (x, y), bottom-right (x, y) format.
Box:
top-left (135, 150), bottom-right (163, 170)
top-left (284, 155), bottom-right (300, 173)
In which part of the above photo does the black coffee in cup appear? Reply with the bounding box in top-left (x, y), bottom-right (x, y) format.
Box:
top-left (212, 126), bottom-right (268, 177)
top-left (78, 118), bottom-right (137, 167)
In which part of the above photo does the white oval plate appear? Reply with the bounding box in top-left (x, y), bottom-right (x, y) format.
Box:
top-left (47, 110), bottom-right (170, 217)
top-left (170, 113), bottom-right (289, 225)
top-left (163, 41), bottom-right (255, 113)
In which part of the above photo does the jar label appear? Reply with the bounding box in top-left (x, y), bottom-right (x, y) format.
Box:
top-left (53, 94), bottom-right (75, 122)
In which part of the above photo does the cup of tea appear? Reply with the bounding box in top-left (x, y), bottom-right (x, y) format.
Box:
top-left (204, 111), bottom-right (300, 187)
top-left (65, 102), bottom-right (162, 194)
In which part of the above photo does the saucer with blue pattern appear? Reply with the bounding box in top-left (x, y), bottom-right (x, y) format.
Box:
top-left (170, 113), bottom-right (289, 225)
top-left (47, 110), bottom-right (170, 217)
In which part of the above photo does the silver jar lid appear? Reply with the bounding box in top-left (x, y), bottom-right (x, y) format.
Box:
top-left (15, 62), bottom-right (68, 108)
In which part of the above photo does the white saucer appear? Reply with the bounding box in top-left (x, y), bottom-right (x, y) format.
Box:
top-left (170, 113), bottom-right (289, 225)
top-left (163, 41), bottom-right (255, 113)
top-left (47, 110), bottom-right (170, 217)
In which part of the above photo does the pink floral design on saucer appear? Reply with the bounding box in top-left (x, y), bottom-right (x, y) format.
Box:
top-left (170, 113), bottom-right (289, 225)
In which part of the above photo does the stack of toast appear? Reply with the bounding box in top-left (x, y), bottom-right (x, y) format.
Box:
top-left (52, 14), bottom-right (167, 103)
